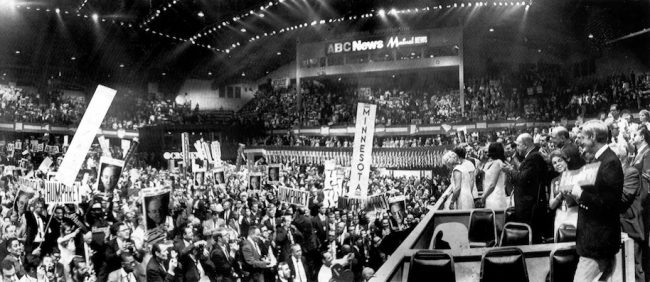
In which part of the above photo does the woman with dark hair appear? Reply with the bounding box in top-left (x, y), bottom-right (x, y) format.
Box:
top-left (548, 150), bottom-right (578, 239)
top-left (479, 142), bottom-right (508, 209)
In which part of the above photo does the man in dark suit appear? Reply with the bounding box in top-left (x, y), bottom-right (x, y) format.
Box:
top-left (276, 216), bottom-right (302, 262)
top-left (242, 226), bottom-right (272, 282)
top-left (210, 232), bottom-right (237, 282)
top-left (551, 126), bottom-right (586, 170)
top-left (23, 199), bottom-right (47, 254)
top-left (311, 205), bottom-right (328, 245)
top-left (613, 145), bottom-right (647, 282)
top-left (502, 133), bottom-right (550, 243)
top-left (146, 242), bottom-right (178, 282)
top-left (178, 245), bottom-right (210, 282)
top-left (568, 120), bottom-right (623, 281)
top-left (286, 244), bottom-right (311, 282)
top-left (101, 222), bottom-right (142, 281)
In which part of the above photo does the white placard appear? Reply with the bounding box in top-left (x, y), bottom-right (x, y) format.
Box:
top-left (348, 103), bottom-right (377, 197)
top-left (323, 159), bottom-right (338, 207)
top-left (56, 85), bottom-right (116, 186)
top-left (44, 181), bottom-right (81, 204)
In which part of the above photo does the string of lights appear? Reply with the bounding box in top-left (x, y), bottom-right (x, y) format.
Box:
top-left (220, 1), bottom-right (532, 53)
top-left (191, 0), bottom-right (308, 42)
top-left (13, 4), bottom-right (222, 52)
top-left (13, 0), bottom-right (532, 55)
top-left (140, 0), bottom-right (181, 27)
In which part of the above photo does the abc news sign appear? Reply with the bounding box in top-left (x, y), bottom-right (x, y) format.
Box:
top-left (326, 35), bottom-right (428, 54)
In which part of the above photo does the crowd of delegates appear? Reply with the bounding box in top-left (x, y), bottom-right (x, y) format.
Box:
top-left (237, 71), bottom-right (650, 130)
top-left (0, 133), bottom-right (446, 282)
top-left (438, 103), bottom-right (650, 281)
top-left (0, 84), bottom-right (217, 130)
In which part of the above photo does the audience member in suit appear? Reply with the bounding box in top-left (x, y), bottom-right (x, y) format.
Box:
top-left (569, 120), bottom-right (623, 281)
top-left (146, 242), bottom-right (179, 282)
top-left (502, 133), bottom-right (550, 242)
top-left (259, 226), bottom-right (277, 282)
top-left (23, 199), bottom-right (47, 254)
top-left (1, 238), bottom-right (24, 279)
top-left (179, 243), bottom-right (210, 282)
top-left (307, 188), bottom-right (324, 216)
top-left (276, 262), bottom-right (292, 282)
top-left (107, 253), bottom-right (141, 282)
top-left (311, 205), bottom-right (328, 245)
top-left (551, 126), bottom-right (586, 170)
top-left (202, 211), bottom-right (222, 237)
top-left (220, 200), bottom-right (237, 224)
top-left (632, 126), bottom-right (650, 281)
top-left (286, 244), bottom-right (311, 282)
top-left (210, 232), bottom-right (237, 282)
top-left (261, 204), bottom-right (279, 234)
top-left (613, 144), bottom-right (647, 281)
top-left (276, 216), bottom-right (303, 262)
top-left (0, 224), bottom-right (17, 262)
top-left (174, 225), bottom-right (199, 259)
top-left (242, 226), bottom-right (272, 282)
top-left (43, 206), bottom-right (66, 255)
top-left (101, 222), bottom-right (142, 280)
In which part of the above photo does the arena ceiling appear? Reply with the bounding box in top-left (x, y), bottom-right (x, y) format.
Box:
top-left (0, 0), bottom-right (648, 93)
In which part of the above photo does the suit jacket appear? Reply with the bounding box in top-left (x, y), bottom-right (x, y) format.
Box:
top-left (620, 166), bottom-right (646, 241)
top-left (311, 214), bottom-right (328, 243)
top-left (561, 142), bottom-right (586, 170)
top-left (210, 244), bottom-right (234, 277)
top-left (275, 226), bottom-right (302, 261)
top-left (107, 269), bottom-right (142, 282)
top-left (173, 239), bottom-right (195, 259)
top-left (577, 147), bottom-right (623, 259)
top-left (146, 256), bottom-right (176, 282)
top-left (633, 145), bottom-right (650, 192)
top-left (507, 147), bottom-right (548, 225)
top-left (241, 238), bottom-right (268, 274)
top-left (179, 256), bottom-right (208, 282)
top-left (23, 212), bottom-right (46, 253)
top-left (2, 254), bottom-right (24, 278)
top-left (286, 256), bottom-right (311, 282)
top-left (104, 239), bottom-right (142, 276)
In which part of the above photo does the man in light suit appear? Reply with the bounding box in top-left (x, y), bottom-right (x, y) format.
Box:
top-left (569, 120), bottom-right (623, 281)
top-left (242, 226), bottom-right (272, 282)
top-left (286, 244), bottom-right (311, 282)
top-left (107, 253), bottom-right (141, 282)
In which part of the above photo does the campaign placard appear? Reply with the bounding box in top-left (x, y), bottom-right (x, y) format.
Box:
top-left (44, 181), bottom-right (81, 204)
top-left (277, 186), bottom-right (310, 207)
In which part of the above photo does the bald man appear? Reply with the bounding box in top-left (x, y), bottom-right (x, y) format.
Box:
top-left (551, 126), bottom-right (585, 170)
top-left (502, 133), bottom-right (550, 243)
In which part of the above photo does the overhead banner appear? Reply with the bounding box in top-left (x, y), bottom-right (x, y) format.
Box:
top-left (44, 181), bottom-right (81, 204)
top-left (277, 186), bottom-right (310, 207)
top-left (348, 103), bottom-right (377, 197)
top-left (56, 85), bottom-right (116, 186)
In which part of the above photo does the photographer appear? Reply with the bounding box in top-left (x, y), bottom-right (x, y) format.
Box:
top-left (69, 256), bottom-right (95, 282)
top-left (100, 222), bottom-right (142, 281)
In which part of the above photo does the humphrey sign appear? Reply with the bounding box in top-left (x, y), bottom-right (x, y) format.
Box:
top-left (326, 35), bottom-right (428, 54)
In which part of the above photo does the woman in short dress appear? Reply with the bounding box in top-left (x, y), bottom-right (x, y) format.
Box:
top-left (442, 151), bottom-right (475, 210)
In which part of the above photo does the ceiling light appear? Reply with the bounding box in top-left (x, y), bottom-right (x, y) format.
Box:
top-left (588, 34), bottom-right (594, 39)
top-left (91, 13), bottom-right (98, 21)
top-left (119, 64), bottom-right (125, 68)
top-left (197, 11), bottom-right (204, 17)
top-left (489, 28), bottom-right (494, 32)
top-left (162, 72), bottom-right (167, 76)
top-left (277, 52), bottom-right (281, 55)
top-left (241, 28), bottom-right (246, 32)
top-left (15, 51), bottom-right (20, 54)
top-left (208, 72), bottom-right (212, 76)
top-left (71, 56), bottom-right (76, 61)
top-left (55, 8), bottom-right (60, 13)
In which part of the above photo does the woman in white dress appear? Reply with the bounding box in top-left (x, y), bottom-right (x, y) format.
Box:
top-left (480, 143), bottom-right (508, 210)
top-left (442, 151), bottom-right (475, 210)
top-left (548, 151), bottom-right (578, 238)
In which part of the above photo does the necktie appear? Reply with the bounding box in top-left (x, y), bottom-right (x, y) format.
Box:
top-left (295, 258), bottom-right (306, 282)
